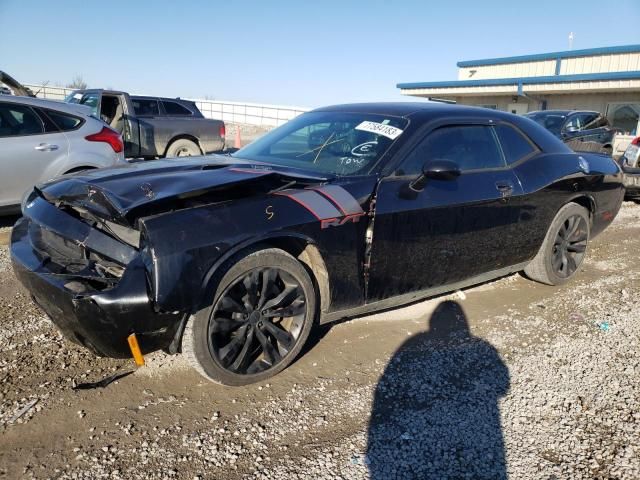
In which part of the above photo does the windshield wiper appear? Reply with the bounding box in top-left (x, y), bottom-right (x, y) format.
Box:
top-left (268, 180), bottom-right (298, 194)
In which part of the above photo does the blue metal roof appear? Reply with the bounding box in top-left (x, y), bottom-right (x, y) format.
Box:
top-left (397, 71), bottom-right (640, 90)
top-left (456, 44), bottom-right (640, 68)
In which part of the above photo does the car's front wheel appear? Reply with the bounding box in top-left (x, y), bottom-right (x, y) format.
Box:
top-left (182, 248), bottom-right (317, 385)
top-left (524, 202), bottom-right (590, 285)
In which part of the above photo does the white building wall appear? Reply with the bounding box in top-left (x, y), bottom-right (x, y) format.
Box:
top-left (457, 60), bottom-right (555, 80)
top-left (454, 92), bottom-right (640, 115)
top-left (560, 52), bottom-right (640, 75)
top-left (456, 52), bottom-right (640, 80)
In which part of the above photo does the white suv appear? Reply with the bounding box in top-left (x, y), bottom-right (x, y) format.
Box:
top-left (0, 96), bottom-right (127, 214)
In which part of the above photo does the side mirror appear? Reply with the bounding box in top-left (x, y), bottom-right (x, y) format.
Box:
top-left (422, 159), bottom-right (462, 181)
top-left (400, 159), bottom-right (461, 199)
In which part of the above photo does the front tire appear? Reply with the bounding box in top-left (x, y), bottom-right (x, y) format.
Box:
top-left (182, 248), bottom-right (317, 385)
top-left (524, 203), bottom-right (590, 285)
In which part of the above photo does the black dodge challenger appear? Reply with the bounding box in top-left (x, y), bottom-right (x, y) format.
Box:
top-left (11, 103), bottom-right (624, 385)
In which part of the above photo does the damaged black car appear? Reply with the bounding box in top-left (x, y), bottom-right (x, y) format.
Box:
top-left (11, 103), bottom-right (624, 385)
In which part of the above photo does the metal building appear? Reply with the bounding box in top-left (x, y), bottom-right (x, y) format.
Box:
top-left (397, 44), bottom-right (640, 153)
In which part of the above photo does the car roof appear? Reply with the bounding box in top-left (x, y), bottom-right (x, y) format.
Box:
top-left (130, 95), bottom-right (195, 104)
top-left (311, 102), bottom-right (537, 120)
top-left (526, 109), bottom-right (599, 116)
top-left (312, 102), bottom-right (470, 117)
top-left (0, 95), bottom-right (94, 116)
top-left (311, 102), bottom-right (571, 154)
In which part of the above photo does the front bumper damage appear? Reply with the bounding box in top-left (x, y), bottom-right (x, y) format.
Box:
top-left (10, 195), bottom-right (182, 358)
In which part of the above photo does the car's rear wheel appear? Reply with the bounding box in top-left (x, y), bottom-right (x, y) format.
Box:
top-left (182, 248), bottom-right (316, 385)
top-left (524, 203), bottom-right (590, 285)
top-left (166, 139), bottom-right (201, 158)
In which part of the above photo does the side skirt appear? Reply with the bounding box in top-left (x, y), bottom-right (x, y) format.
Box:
top-left (319, 261), bottom-right (529, 324)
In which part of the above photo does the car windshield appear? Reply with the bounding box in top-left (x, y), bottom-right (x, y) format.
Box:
top-left (64, 91), bottom-right (84, 104)
top-left (525, 112), bottom-right (566, 136)
top-left (232, 111), bottom-right (408, 176)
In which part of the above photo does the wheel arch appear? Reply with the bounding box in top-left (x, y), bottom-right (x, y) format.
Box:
top-left (164, 134), bottom-right (203, 157)
top-left (197, 232), bottom-right (330, 315)
top-left (567, 194), bottom-right (596, 225)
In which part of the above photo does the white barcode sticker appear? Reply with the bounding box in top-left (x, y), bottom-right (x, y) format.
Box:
top-left (355, 121), bottom-right (403, 140)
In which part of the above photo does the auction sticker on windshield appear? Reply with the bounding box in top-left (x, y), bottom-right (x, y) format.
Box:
top-left (355, 121), bottom-right (403, 140)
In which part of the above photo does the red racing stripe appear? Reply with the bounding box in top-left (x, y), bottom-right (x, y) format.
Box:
top-left (307, 185), bottom-right (364, 216)
top-left (273, 189), bottom-right (342, 220)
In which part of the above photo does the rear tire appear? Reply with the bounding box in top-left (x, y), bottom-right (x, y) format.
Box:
top-left (524, 203), bottom-right (590, 285)
top-left (166, 139), bottom-right (201, 158)
top-left (182, 248), bottom-right (317, 386)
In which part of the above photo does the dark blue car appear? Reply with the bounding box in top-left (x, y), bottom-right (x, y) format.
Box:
top-left (525, 110), bottom-right (615, 155)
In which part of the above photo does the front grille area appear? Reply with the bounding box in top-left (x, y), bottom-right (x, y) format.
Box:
top-left (30, 222), bottom-right (86, 264)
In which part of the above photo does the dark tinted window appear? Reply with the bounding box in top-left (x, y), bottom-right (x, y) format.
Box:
top-left (564, 113), bottom-right (599, 132)
top-left (0, 103), bottom-right (43, 136)
top-left (399, 125), bottom-right (505, 175)
top-left (34, 108), bottom-right (60, 132)
top-left (582, 113), bottom-right (608, 129)
top-left (162, 101), bottom-right (192, 116)
top-left (132, 99), bottom-right (160, 116)
top-left (525, 112), bottom-right (566, 135)
top-left (44, 109), bottom-right (83, 131)
top-left (494, 124), bottom-right (536, 164)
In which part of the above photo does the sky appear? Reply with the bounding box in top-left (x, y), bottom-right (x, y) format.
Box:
top-left (1, 0), bottom-right (639, 108)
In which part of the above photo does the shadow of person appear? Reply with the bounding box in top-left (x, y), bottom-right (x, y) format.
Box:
top-left (366, 300), bottom-right (510, 479)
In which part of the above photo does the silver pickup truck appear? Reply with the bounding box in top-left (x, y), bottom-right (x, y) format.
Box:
top-left (65, 89), bottom-right (225, 158)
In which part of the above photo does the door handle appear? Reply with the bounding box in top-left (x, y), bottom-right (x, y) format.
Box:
top-left (495, 181), bottom-right (514, 198)
top-left (34, 143), bottom-right (59, 151)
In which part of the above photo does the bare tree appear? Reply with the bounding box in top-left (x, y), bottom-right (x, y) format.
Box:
top-left (66, 75), bottom-right (87, 90)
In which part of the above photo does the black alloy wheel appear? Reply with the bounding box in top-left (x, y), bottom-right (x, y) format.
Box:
top-left (208, 267), bottom-right (306, 375)
top-left (524, 202), bottom-right (590, 286)
top-left (182, 248), bottom-right (317, 385)
top-left (551, 214), bottom-right (588, 278)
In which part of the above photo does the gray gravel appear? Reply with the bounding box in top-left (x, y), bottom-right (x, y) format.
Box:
top-left (0, 202), bottom-right (639, 479)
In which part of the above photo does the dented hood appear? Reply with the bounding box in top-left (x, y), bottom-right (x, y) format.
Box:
top-left (37, 155), bottom-right (328, 225)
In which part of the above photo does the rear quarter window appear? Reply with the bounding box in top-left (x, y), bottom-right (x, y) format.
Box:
top-left (162, 101), bottom-right (193, 116)
top-left (494, 124), bottom-right (537, 164)
top-left (132, 99), bottom-right (160, 116)
top-left (43, 109), bottom-right (83, 131)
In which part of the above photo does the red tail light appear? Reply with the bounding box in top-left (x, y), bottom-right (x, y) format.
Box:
top-left (219, 124), bottom-right (226, 139)
top-left (85, 127), bottom-right (124, 153)
top-left (631, 137), bottom-right (640, 146)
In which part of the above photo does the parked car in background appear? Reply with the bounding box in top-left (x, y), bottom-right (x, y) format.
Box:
top-left (0, 96), bottom-right (126, 214)
top-left (0, 86), bottom-right (11, 95)
top-left (618, 136), bottom-right (640, 199)
top-left (525, 110), bottom-right (614, 155)
top-left (65, 89), bottom-right (225, 159)
top-left (11, 103), bottom-right (624, 385)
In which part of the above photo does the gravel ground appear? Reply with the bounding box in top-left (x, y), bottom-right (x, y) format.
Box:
top-left (0, 203), bottom-right (639, 479)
